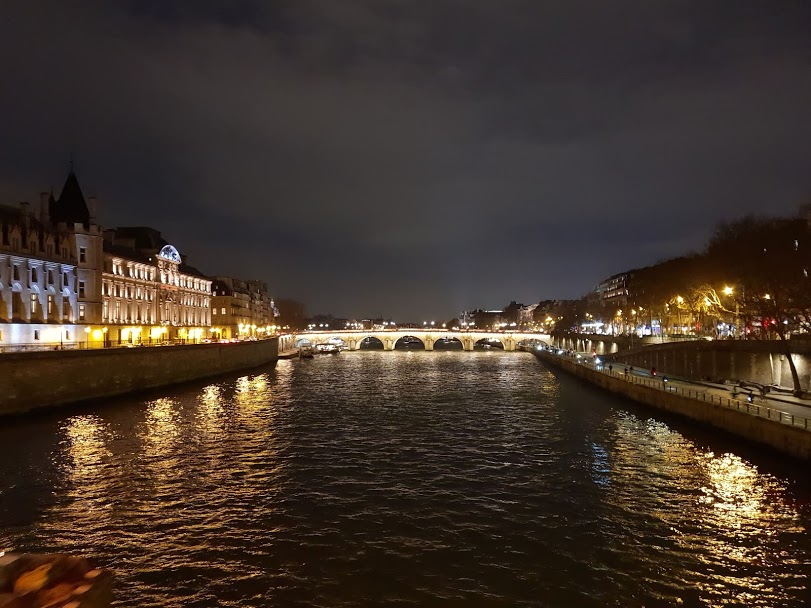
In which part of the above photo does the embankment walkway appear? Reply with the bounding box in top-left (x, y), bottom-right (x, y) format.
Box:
top-left (533, 347), bottom-right (811, 460)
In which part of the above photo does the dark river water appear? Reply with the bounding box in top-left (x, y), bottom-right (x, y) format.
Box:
top-left (1, 351), bottom-right (810, 607)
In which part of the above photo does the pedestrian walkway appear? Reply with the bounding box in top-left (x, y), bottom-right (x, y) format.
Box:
top-left (540, 347), bottom-right (811, 431)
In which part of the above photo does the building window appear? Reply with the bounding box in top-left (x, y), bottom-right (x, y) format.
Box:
top-left (79, 304), bottom-right (86, 321)
top-left (30, 294), bottom-right (38, 313)
top-left (65, 331), bottom-right (71, 341)
top-left (31, 267), bottom-right (38, 284)
top-left (46, 244), bottom-right (54, 256)
top-left (48, 270), bottom-right (54, 285)
top-left (103, 301), bottom-right (108, 320)
top-left (48, 295), bottom-right (54, 315)
top-left (212, 308), bottom-right (217, 316)
top-left (13, 266), bottom-right (20, 282)
top-left (34, 330), bottom-right (40, 341)
top-left (79, 247), bottom-right (87, 263)
top-left (221, 307), bottom-right (226, 315)
top-left (61, 247), bottom-right (68, 258)
top-left (78, 280), bottom-right (86, 298)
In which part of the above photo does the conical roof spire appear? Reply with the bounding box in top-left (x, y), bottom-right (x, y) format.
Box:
top-left (50, 169), bottom-right (90, 227)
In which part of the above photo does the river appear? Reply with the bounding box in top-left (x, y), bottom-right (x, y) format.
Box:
top-left (1, 351), bottom-right (810, 607)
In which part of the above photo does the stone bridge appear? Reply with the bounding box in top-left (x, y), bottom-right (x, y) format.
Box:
top-left (290, 329), bottom-right (551, 352)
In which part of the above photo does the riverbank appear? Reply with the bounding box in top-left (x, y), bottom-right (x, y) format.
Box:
top-left (0, 337), bottom-right (278, 416)
top-left (533, 348), bottom-right (811, 460)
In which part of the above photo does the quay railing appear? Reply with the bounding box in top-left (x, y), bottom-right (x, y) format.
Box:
top-left (539, 350), bottom-right (811, 432)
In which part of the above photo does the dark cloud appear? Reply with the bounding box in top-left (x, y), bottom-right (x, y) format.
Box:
top-left (1, 0), bottom-right (810, 319)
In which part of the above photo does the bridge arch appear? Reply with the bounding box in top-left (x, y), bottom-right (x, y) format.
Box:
top-left (434, 337), bottom-right (463, 350)
top-left (394, 335), bottom-right (425, 350)
top-left (476, 337), bottom-right (504, 350)
top-left (291, 330), bottom-right (551, 353)
top-left (359, 336), bottom-right (385, 350)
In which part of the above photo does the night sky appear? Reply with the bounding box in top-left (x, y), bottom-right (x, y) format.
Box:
top-left (1, 1), bottom-right (810, 320)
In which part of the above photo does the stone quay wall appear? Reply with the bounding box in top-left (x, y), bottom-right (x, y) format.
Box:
top-left (534, 350), bottom-right (811, 460)
top-left (553, 334), bottom-right (811, 391)
top-left (0, 338), bottom-right (278, 416)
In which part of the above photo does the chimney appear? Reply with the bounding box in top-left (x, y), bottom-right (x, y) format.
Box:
top-left (87, 196), bottom-right (97, 224)
top-left (39, 192), bottom-right (49, 223)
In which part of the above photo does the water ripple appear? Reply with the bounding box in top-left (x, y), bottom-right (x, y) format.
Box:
top-left (1, 351), bottom-right (810, 607)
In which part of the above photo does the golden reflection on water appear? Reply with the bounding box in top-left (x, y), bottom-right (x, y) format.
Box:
top-left (34, 415), bottom-right (119, 544)
top-left (699, 452), bottom-right (767, 518)
top-left (139, 398), bottom-right (182, 480)
top-left (608, 412), bottom-right (805, 606)
top-left (197, 384), bottom-right (227, 438)
top-left (234, 373), bottom-right (273, 422)
top-left (64, 415), bottom-right (111, 476)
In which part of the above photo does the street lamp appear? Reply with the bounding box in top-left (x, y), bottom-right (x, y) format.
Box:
top-left (723, 286), bottom-right (739, 338)
top-left (84, 326), bottom-right (90, 349)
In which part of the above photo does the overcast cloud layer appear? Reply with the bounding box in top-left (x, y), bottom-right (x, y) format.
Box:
top-left (1, 0), bottom-right (810, 320)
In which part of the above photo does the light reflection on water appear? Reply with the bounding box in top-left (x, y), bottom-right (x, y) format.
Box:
top-left (0, 351), bottom-right (809, 607)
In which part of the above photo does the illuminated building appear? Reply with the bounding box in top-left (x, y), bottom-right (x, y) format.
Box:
top-left (0, 171), bottom-right (213, 349)
top-left (0, 171), bottom-right (102, 348)
top-left (102, 227), bottom-right (211, 345)
top-left (595, 271), bottom-right (634, 306)
top-left (210, 277), bottom-right (274, 340)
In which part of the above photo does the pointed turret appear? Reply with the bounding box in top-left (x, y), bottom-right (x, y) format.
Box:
top-left (50, 171), bottom-right (90, 227)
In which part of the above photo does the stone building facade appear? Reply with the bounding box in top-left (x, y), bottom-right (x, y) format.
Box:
top-left (210, 276), bottom-right (274, 340)
top-left (1, 171), bottom-right (213, 349)
top-left (101, 227), bottom-right (211, 345)
top-left (0, 172), bottom-right (102, 348)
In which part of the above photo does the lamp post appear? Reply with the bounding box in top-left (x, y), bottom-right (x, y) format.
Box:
top-left (723, 286), bottom-right (741, 339)
top-left (84, 326), bottom-right (90, 349)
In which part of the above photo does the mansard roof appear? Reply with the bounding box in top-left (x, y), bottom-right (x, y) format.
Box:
top-left (50, 171), bottom-right (90, 227)
top-left (110, 226), bottom-right (168, 252)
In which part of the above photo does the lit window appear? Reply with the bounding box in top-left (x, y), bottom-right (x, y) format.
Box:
top-left (221, 307), bottom-right (226, 315)
top-left (212, 309), bottom-right (217, 316)
top-left (30, 294), bottom-right (38, 313)
top-left (79, 304), bottom-right (86, 321)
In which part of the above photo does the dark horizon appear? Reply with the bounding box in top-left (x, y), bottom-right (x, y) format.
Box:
top-left (2, 1), bottom-right (810, 320)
